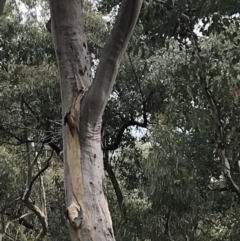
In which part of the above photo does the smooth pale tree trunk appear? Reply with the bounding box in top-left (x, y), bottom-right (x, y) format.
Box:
top-left (49, 1), bottom-right (143, 241)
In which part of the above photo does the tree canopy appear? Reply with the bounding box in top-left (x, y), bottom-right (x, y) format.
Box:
top-left (1, 0), bottom-right (240, 240)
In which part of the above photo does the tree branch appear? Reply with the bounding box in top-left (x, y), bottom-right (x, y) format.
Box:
top-left (48, 142), bottom-right (61, 156)
top-left (188, 28), bottom-right (240, 198)
top-left (0, 124), bottom-right (62, 158)
top-left (22, 148), bottom-right (52, 240)
top-left (22, 99), bottom-right (62, 156)
top-left (46, 18), bottom-right (51, 33)
top-left (42, 121), bottom-right (62, 159)
top-left (127, 53), bottom-right (145, 101)
top-left (19, 217), bottom-right (34, 230)
top-left (28, 151), bottom-right (53, 195)
top-left (0, 126), bottom-right (24, 143)
top-left (82, 0), bottom-right (143, 127)
top-left (164, 208), bottom-right (173, 241)
top-left (23, 201), bottom-right (47, 241)
top-left (21, 97), bottom-right (40, 122)
top-left (103, 148), bottom-right (126, 217)
top-left (105, 117), bottom-right (147, 151)
top-left (104, 91), bottom-right (148, 150)
top-left (210, 187), bottom-right (230, 192)
top-left (26, 144), bottom-right (44, 190)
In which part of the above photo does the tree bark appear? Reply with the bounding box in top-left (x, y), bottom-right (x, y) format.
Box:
top-left (49, 0), bottom-right (143, 240)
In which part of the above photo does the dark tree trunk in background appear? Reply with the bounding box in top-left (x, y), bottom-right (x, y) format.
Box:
top-left (0, 0), bottom-right (6, 15)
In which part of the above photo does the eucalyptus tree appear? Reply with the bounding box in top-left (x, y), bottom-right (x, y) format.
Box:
top-left (1, 0), bottom-right (144, 240)
top-left (2, 0), bottom-right (240, 240)
top-left (141, 20), bottom-right (240, 240)
top-left (48, 1), bottom-right (143, 240)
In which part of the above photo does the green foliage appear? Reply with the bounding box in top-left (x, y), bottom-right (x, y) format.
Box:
top-left (2, 0), bottom-right (240, 240)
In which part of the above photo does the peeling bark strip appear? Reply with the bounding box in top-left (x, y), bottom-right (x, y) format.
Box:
top-left (63, 75), bottom-right (86, 233)
top-left (64, 80), bottom-right (86, 137)
top-left (64, 91), bottom-right (82, 136)
top-left (49, 0), bottom-right (143, 240)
